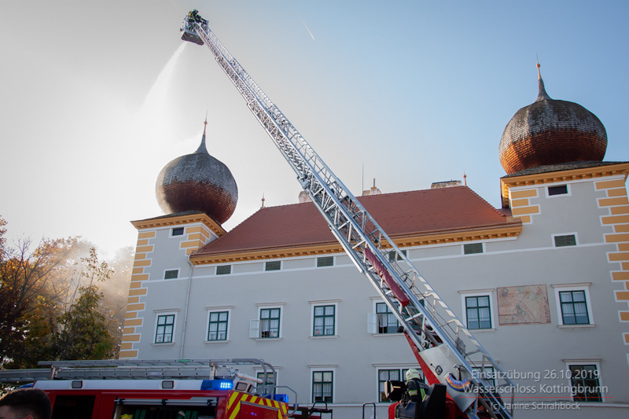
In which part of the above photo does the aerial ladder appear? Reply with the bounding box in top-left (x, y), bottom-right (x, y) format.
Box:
top-left (181, 10), bottom-right (515, 419)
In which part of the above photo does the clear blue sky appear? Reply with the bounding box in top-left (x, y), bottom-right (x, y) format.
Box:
top-left (1, 0), bottom-right (628, 258)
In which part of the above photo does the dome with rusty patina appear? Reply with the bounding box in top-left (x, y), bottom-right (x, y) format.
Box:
top-left (499, 65), bottom-right (607, 175)
top-left (156, 121), bottom-right (238, 224)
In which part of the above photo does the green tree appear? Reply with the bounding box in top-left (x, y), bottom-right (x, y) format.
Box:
top-left (51, 248), bottom-right (116, 360)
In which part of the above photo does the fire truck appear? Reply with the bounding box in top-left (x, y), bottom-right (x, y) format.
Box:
top-left (178, 10), bottom-right (515, 419)
top-left (0, 358), bottom-right (333, 419)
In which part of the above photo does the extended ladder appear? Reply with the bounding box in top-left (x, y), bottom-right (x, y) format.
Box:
top-left (181, 13), bottom-right (515, 418)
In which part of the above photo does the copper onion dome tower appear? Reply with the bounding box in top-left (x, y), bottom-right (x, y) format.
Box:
top-left (156, 119), bottom-right (238, 224)
top-left (499, 63), bottom-right (607, 175)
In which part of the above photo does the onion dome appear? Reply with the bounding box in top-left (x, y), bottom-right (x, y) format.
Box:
top-left (156, 119), bottom-right (238, 224)
top-left (499, 63), bottom-right (607, 175)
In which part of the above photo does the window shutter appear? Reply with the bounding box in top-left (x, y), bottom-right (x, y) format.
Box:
top-left (367, 313), bottom-right (378, 334)
top-left (249, 319), bottom-right (260, 338)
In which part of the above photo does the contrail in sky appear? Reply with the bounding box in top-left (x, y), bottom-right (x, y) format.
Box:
top-left (302, 19), bottom-right (315, 40)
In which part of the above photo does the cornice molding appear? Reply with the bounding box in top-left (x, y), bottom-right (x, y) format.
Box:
top-left (500, 162), bottom-right (629, 208)
top-left (190, 242), bottom-right (344, 265)
top-left (131, 213), bottom-right (225, 238)
top-left (189, 222), bottom-right (522, 265)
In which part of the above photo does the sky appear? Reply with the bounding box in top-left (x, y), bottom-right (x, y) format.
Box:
top-left (1, 0), bottom-right (628, 259)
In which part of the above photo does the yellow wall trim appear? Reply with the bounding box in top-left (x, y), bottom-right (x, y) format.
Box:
top-left (138, 231), bottom-right (156, 239)
top-left (616, 290), bottom-right (629, 301)
top-left (607, 188), bottom-right (628, 198)
top-left (126, 303), bottom-right (145, 312)
top-left (129, 281), bottom-right (143, 289)
top-left (609, 252), bottom-right (629, 262)
top-left (121, 334), bottom-right (141, 342)
top-left (512, 206), bottom-right (540, 216)
top-left (599, 197), bottom-right (629, 207)
top-left (596, 179), bottom-right (627, 190)
top-left (605, 233), bottom-right (629, 243)
top-left (136, 245), bottom-right (154, 253)
top-left (612, 271), bottom-right (629, 281)
top-left (611, 206), bottom-right (629, 215)
top-left (119, 350), bottom-right (139, 359)
top-left (510, 189), bottom-right (538, 199)
top-left (602, 215), bottom-right (629, 225)
top-left (182, 240), bottom-right (204, 249)
top-left (124, 318), bottom-right (143, 327)
top-left (133, 259), bottom-right (151, 267)
top-left (131, 274), bottom-right (149, 282)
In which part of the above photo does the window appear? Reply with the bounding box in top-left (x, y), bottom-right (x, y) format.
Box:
top-left (155, 314), bottom-right (175, 343)
top-left (257, 371), bottom-right (277, 386)
top-left (216, 265), bottom-right (231, 275)
top-left (171, 227), bottom-right (184, 236)
top-left (317, 256), bottom-right (334, 267)
top-left (313, 305), bottom-right (336, 336)
top-left (376, 302), bottom-right (399, 334)
top-left (548, 185), bottom-right (568, 196)
top-left (265, 261), bottom-right (281, 271)
top-left (312, 371), bottom-right (333, 403)
top-left (378, 369), bottom-right (407, 402)
top-left (464, 243), bottom-right (483, 255)
top-left (207, 311), bottom-right (229, 341)
top-left (164, 269), bottom-right (179, 280)
top-left (388, 250), bottom-right (407, 262)
top-left (553, 285), bottom-right (593, 326)
top-left (465, 295), bottom-right (492, 330)
top-left (568, 364), bottom-right (602, 402)
top-left (559, 290), bottom-right (590, 325)
top-left (260, 308), bottom-right (281, 338)
top-left (554, 234), bottom-right (577, 247)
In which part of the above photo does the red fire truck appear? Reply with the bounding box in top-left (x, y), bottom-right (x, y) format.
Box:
top-left (0, 359), bottom-right (331, 419)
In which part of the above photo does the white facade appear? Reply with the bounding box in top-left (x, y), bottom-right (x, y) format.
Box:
top-left (121, 163), bottom-right (629, 419)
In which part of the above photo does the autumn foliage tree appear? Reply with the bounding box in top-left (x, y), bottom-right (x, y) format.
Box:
top-left (0, 230), bottom-right (74, 366)
top-left (0, 216), bottom-right (131, 368)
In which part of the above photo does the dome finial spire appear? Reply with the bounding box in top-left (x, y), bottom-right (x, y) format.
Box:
top-left (195, 113), bottom-right (209, 154)
top-left (536, 59), bottom-right (551, 102)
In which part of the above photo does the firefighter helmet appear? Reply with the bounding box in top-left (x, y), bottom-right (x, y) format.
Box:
top-left (405, 369), bottom-right (422, 381)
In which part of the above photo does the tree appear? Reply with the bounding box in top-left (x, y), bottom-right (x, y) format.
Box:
top-left (51, 248), bottom-right (116, 360)
top-left (0, 217), bottom-right (131, 367)
top-left (0, 217), bottom-right (75, 367)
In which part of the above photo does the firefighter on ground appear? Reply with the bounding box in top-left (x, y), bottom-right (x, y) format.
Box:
top-left (405, 369), bottom-right (429, 403)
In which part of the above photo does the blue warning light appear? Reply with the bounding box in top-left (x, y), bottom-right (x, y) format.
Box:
top-left (201, 379), bottom-right (234, 390)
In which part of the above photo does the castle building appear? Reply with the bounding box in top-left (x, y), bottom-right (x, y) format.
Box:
top-left (120, 68), bottom-right (629, 418)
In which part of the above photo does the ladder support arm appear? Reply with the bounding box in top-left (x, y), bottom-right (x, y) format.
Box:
top-left (181, 12), bottom-right (515, 419)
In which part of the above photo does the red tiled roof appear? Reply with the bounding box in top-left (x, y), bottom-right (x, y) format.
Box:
top-left (193, 186), bottom-right (517, 258)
